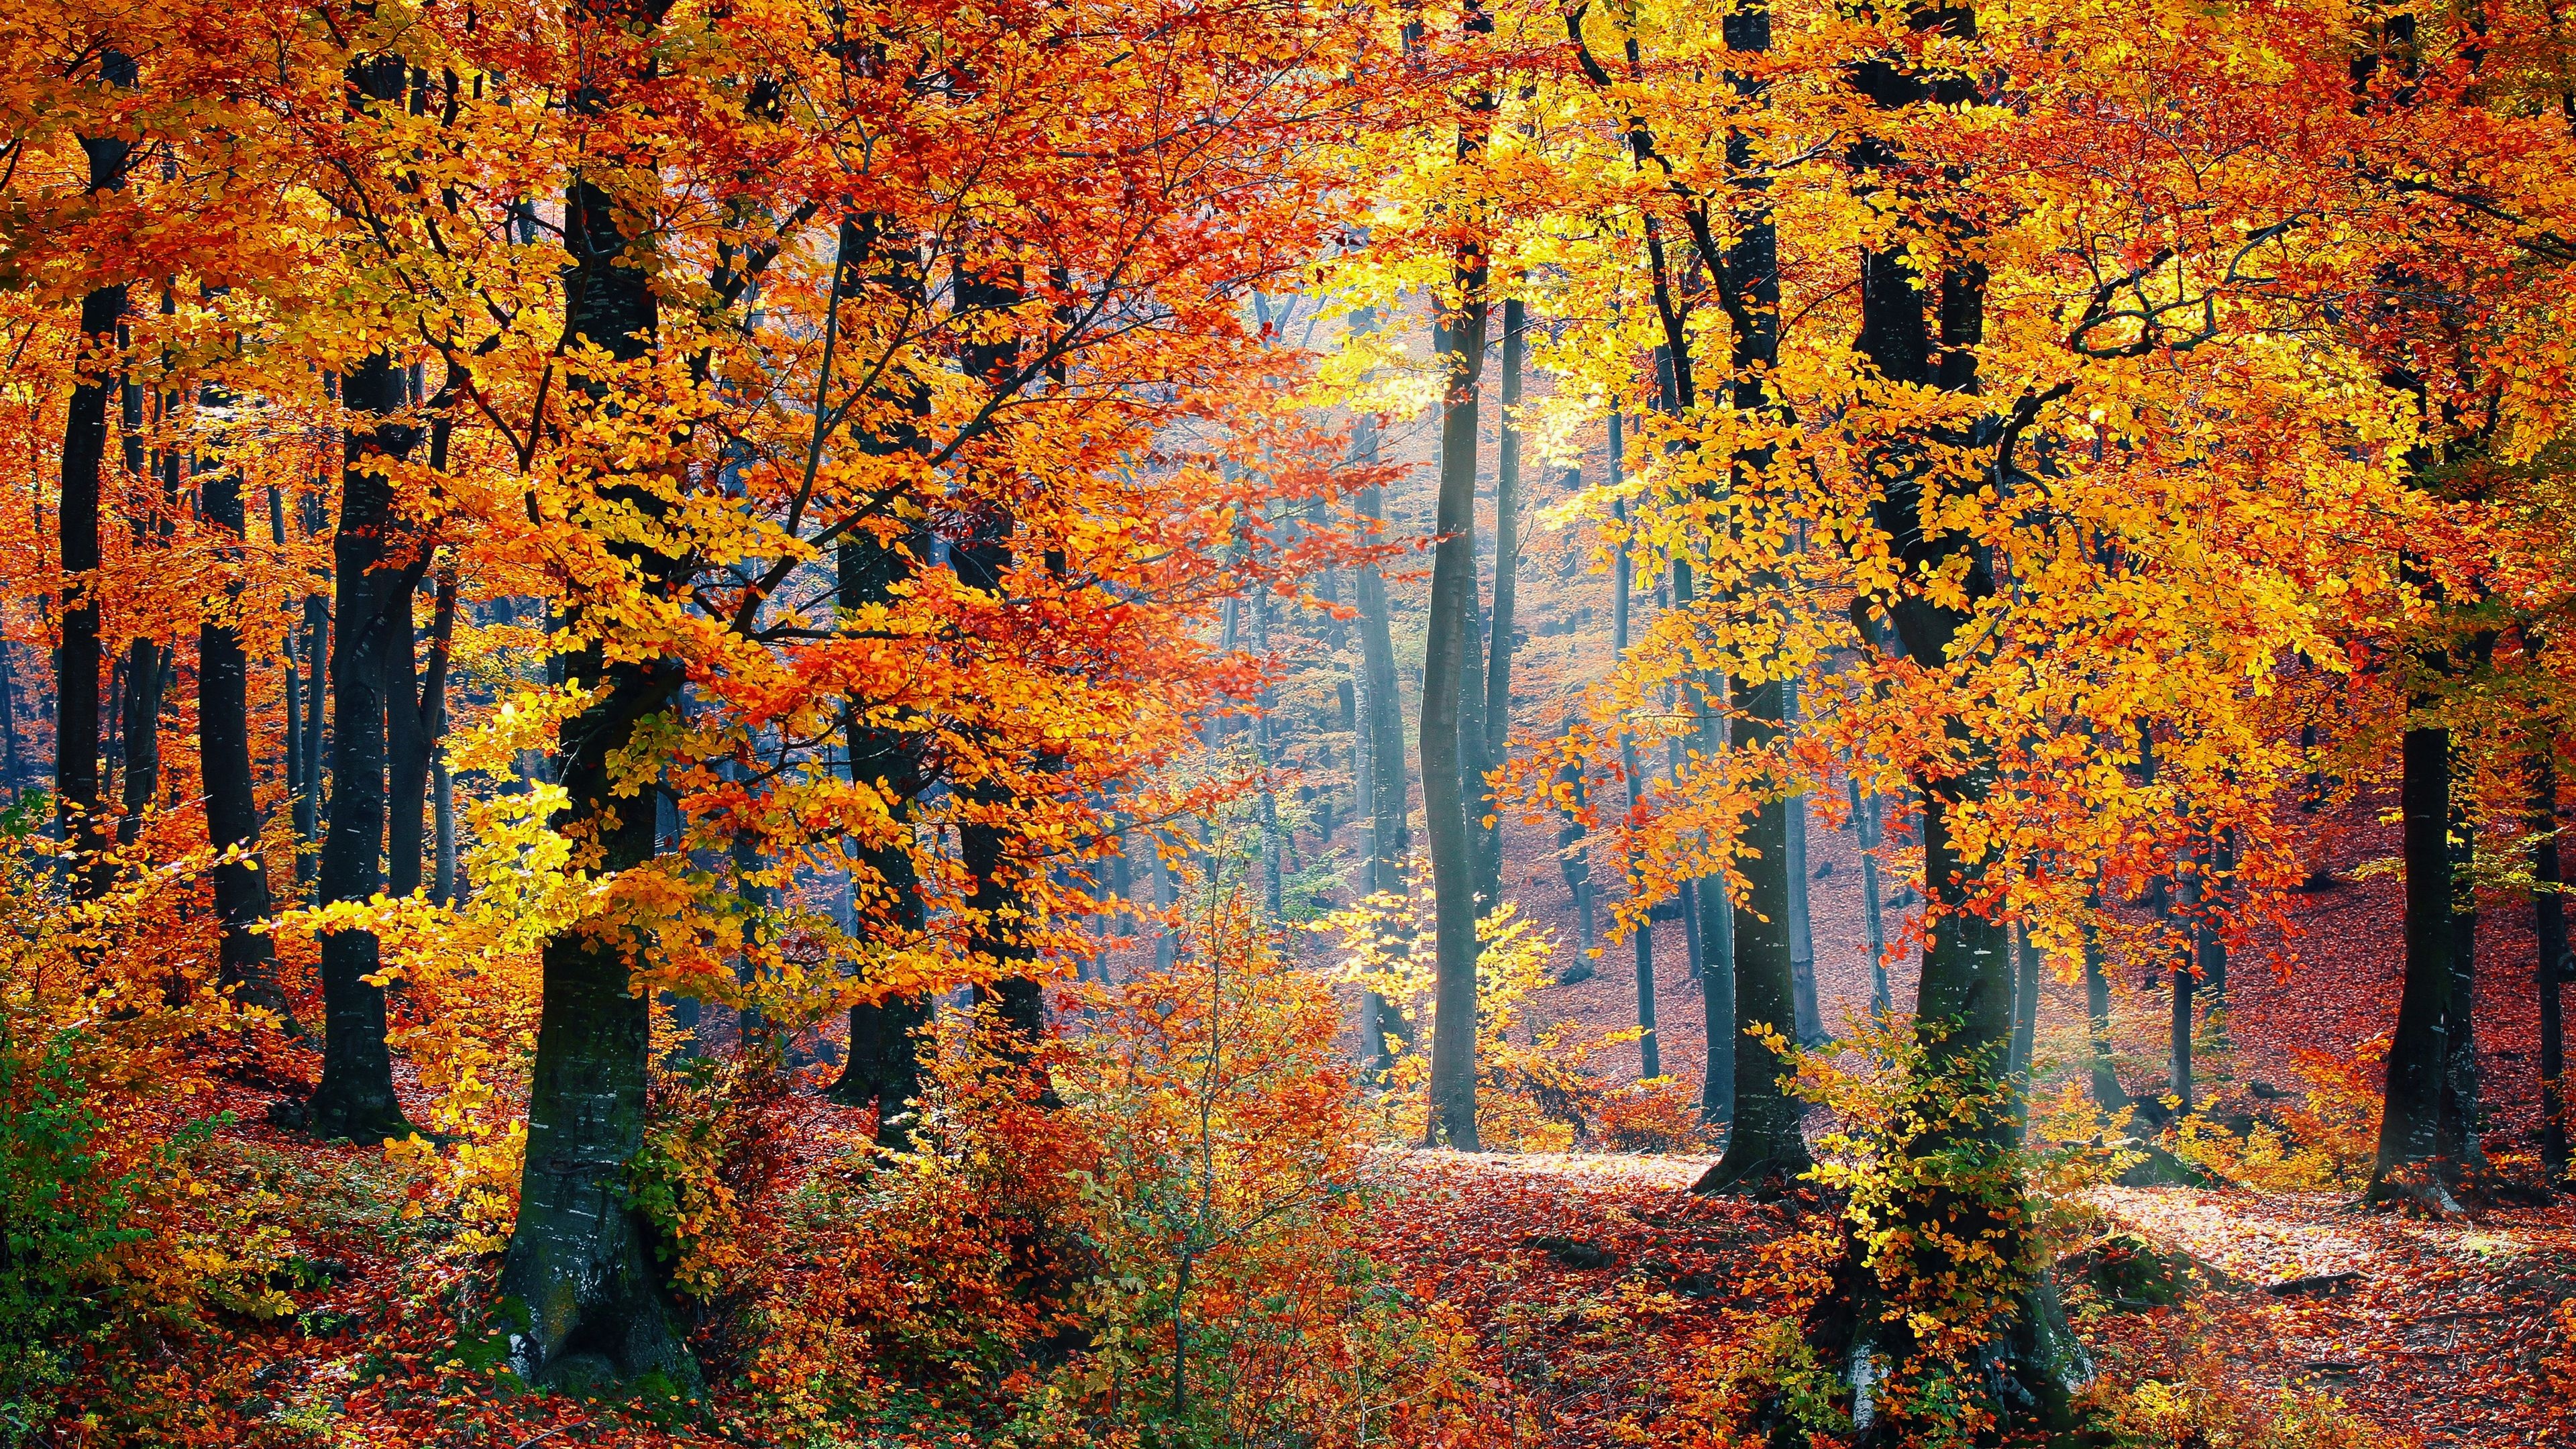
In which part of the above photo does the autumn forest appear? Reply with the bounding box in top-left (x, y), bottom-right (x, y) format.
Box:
top-left (7, 0), bottom-right (2576, 1444)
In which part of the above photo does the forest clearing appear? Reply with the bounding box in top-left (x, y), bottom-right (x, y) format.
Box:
top-left (7, 0), bottom-right (2576, 1444)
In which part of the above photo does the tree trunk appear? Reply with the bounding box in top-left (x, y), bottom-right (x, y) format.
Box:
top-left (300, 587), bottom-right (331, 898)
top-left (1421, 143), bottom-right (1491, 1150)
top-left (1609, 430), bottom-right (1663, 1085)
top-left (1349, 327), bottom-right (1413, 1070)
top-left (0, 634), bottom-right (21, 798)
top-left (1786, 688), bottom-right (1822, 1045)
top-left (2008, 924), bottom-right (2039, 1138)
top-left (1854, 780), bottom-right (1892, 1016)
top-left (385, 577), bottom-right (427, 901)
top-left (2170, 862), bottom-right (2196, 1116)
top-left (1831, 2), bottom-right (2090, 1421)
top-left (2535, 751), bottom-right (2568, 1184)
top-left (1696, 673), bottom-right (1815, 1191)
top-left (824, 216), bottom-right (936, 1143)
top-left (197, 393), bottom-right (292, 1021)
top-left (2372, 724), bottom-right (2459, 1197)
top-left (2438, 809), bottom-right (2487, 1170)
top-left (1254, 586), bottom-right (1285, 920)
top-left (499, 20), bottom-right (696, 1387)
top-left (270, 486), bottom-right (309, 873)
top-left (56, 57), bottom-right (136, 896)
top-left (2082, 883), bottom-right (2128, 1112)
top-left (1472, 295), bottom-right (1525, 918)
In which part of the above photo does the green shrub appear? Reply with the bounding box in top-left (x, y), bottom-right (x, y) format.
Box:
top-left (0, 1026), bottom-right (148, 1442)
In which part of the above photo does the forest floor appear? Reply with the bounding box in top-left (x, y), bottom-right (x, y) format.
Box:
top-left (138, 791), bottom-right (2576, 1448)
top-left (1362, 1150), bottom-right (2576, 1448)
top-left (1323, 786), bottom-right (2575, 1447)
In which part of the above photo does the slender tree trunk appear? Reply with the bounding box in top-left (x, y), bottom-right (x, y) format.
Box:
top-left (56, 56), bottom-right (137, 896)
top-left (1421, 94), bottom-right (1493, 1147)
top-left (1254, 586), bottom-right (1285, 920)
top-left (500, 16), bottom-right (696, 1387)
top-left (1786, 687), bottom-right (1822, 1044)
top-left (2170, 863), bottom-right (2196, 1116)
top-left (1696, 672), bottom-right (1815, 1189)
top-left (1609, 429), bottom-right (1663, 1085)
top-left (300, 587), bottom-right (331, 896)
top-left (2008, 924), bottom-right (2039, 1137)
top-left (1349, 337), bottom-right (1413, 1068)
top-left (197, 393), bottom-right (292, 1020)
top-left (2082, 883), bottom-right (2127, 1112)
top-left (1471, 295), bottom-right (1525, 918)
top-left (0, 634), bottom-right (20, 798)
top-left (1854, 780), bottom-right (1892, 1016)
top-left (2373, 723), bottom-right (2459, 1197)
top-left (114, 327), bottom-right (163, 849)
top-left (2536, 751), bottom-right (2569, 1184)
top-left (2438, 810), bottom-right (2487, 1170)
top-left (385, 577), bottom-right (428, 901)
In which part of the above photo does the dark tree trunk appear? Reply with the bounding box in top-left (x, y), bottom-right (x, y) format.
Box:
top-left (1830, 4), bottom-right (2090, 1426)
top-left (2373, 724), bottom-right (2460, 1198)
top-left (1421, 111), bottom-right (1493, 1148)
top-left (385, 577), bottom-right (427, 900)
top-left (271, 486), bottom-right (309, 873)
top-left (2170, 863), bottom-right (2198, 1115)
top-left (57, 58), bottom-right (136, 896)
top-left (197, 393), bottom-right (293, 1020)
top-left (2438, 811), bottom-right (2487, 1170)
top-left (302, 56), bottom-right (427, 1144)
top-left (300, 588), bottom-right (331, 896)
top-left (0, 635), bottom-right (20, 798)
top-left (949, 256), bottom-right (1051, 1061)
top-left (498, 20), bottom-right (696, 1388)
top-left (307, 335), bottom-right (421, 1145)
top-left (824, 217), bottom-right (936, 1143)
top-left (117, 635), bottom-right (159, 842)
top-left (2536, 751), bottom-right (2569, 1184)
top-left (115, 319), bottom-right (165, 849)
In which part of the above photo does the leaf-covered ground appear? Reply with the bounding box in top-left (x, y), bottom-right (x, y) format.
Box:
top-left (1358, 1150), bottom-right (2576, 1448)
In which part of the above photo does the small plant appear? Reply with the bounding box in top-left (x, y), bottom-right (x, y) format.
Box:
top-left (0, 1026), bottom-right (148, 1436)
top-left (1598, 1076), bottom-right (1705, 1153)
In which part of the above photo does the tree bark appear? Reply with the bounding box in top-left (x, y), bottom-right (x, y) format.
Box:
top-left (1829, 1), bottom-right (2090, 1419)
top-left (822, 215), bottom-right (936, 1143)
top-left (1609, 427), bottom-right (1664, 1085)
top-left (1696, 673), bottom-right (1815, 1190)
top-left (2536, 751), bottom-right (2568, 1183)
top-left (2169, 863), bottom-right (2196, 1115)
top-left (2082, 883), bottom-right (2128, 1112)
top-left (304, 56), bottom-right (429, 1142)
top-left (1854, 780), bottom-right (1892, 1016)
top-left (1348, 322), bottom-right (1413, 1069)
top-left (1421, 78), bottom-right (1493, 1147)
top-left (197, 392), bottom-right (292, 1020)
top-left (56, 54), bottom-right (137, 897)
top-left (1786, 686), bottom-right (1822, 1044)
top-left (2438, 809), bottom-right (2487, 1170)
top-left (2372, 724), bottom-right (2459, 1195)
top-left (499, 15), bottom-right (696, 1387)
